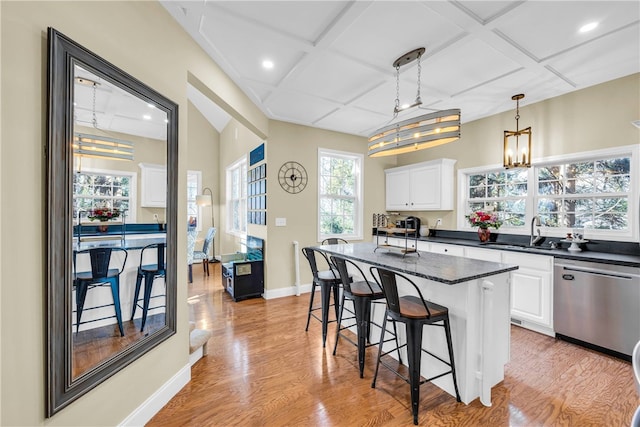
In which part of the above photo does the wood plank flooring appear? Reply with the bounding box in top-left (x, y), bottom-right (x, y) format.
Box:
top-left (149, 264), bottom-right (638, 426)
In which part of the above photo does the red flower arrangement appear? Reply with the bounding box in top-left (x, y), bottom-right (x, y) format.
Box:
top-left (467, 210), bottom-right (502, 229)
top-left (87, 207), bottom-right (121, 222)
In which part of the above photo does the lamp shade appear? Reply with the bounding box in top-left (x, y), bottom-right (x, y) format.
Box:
top-left (368, 109), bottom-right (461, 157)
top-left (195, 194), bottom-right (212, 206)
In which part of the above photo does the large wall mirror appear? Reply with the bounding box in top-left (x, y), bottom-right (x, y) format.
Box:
top-left (46, 28), bottom-right (178, 416)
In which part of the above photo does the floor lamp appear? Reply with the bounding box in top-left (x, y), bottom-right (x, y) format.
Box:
top-left (196, 187), bottom-right (218, 263)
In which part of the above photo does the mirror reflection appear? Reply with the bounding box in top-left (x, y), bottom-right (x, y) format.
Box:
top-left (71, 65), bottom-right (168, 379)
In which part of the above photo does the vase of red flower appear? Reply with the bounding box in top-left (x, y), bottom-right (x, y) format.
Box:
top-left (466, 209), bottom-right (502, 242)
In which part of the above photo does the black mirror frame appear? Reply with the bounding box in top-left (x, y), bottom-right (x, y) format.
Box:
top-left (46, 28), bottom-right (178, 416)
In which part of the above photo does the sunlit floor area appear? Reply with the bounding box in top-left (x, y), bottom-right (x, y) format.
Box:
top-left (149, 264), bottom-right (637, 426)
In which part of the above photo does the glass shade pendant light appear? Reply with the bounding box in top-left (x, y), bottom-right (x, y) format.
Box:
top-left (73, 77), bottom-right (134, 162)
top-left (503, 94), bottom-right (531, 168)
top-left (368, 48), bottom-right (461, 157)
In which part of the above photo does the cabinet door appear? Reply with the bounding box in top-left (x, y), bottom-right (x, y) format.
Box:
top-left (503, 252), bottom-right (553, 329)
top-left (465, 246), bottom-right (502, 262)
top-left (410, 165), bottom-right (440, 210)
top-left (140, 163), bottom-right (167, 207)
top-left (385, 169), bottom-right (411, 210)
top-left (428, 242), bottom-right (465, 256)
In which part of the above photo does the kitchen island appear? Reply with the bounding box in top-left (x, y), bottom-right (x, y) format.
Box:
top-left (315, 242), bottom-right (518, 406)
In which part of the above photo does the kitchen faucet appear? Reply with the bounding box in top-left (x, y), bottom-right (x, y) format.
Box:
top-left (530, 215), bottom-right (543, 246)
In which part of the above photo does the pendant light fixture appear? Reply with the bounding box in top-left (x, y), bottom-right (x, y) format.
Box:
top-left (73, 77), bottom-right (134, 162)
top-left (368, 48), bottom-right (461, 157)
top-left (503, 94), bottom-right (531, 168)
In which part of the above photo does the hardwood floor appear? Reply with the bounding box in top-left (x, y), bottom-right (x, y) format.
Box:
top-left (150, 264), bottom-right (638, 426)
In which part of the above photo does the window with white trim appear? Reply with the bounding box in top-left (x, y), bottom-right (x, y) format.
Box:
top-left (536, 157), bottom-right (631, 230)
top-left (73, 169), bottom-right (136, 223)
top-left (459, 145), bottom-right (638, 241)
top-left (226, 156), bottom-right (247, 235)
top-left (187, 170), bottom-right (202, 231)
top-left (318, 148), bottom-right (363, 241)
top-left (466, 169), bottom-right (528, 227)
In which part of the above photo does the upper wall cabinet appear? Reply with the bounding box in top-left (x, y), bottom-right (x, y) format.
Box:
top-left (385, 159), bottom-right (456, 211)
top-left (139, 163), bottom-right (167, 207)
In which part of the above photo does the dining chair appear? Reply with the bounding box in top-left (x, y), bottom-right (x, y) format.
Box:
top-left (369, 266), bottom-right (461, 425)
top-left (131, 243), bottom-right (166, 332)
top-left (330, 255), bottom-right (401, 378)
top-left (193, 227), bottom-right (216, 276)
top-left (302, 247), bottom-right (342, 347)
top-left (73, 247), bottom-right (128, 336)
top-left (322, 238), bottom-right (349, 245)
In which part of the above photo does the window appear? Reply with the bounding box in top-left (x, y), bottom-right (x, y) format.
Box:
top-left (187, 170), bottom-right (202, 230)
top-left (459, 145), bottom-right (638, 241)
top-left (466, 169), bottom-right (528, 227)
top-left (73, 169), bottom-right (136, 222)
top-left (226, 156), bottom-right (247, 235)
top-left (536, 157), bottom-right (631, 230)
top-left (318, 148), bottom-right (363, 241)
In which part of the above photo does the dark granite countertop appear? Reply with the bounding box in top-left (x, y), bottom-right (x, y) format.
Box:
top-left (74, 236), bottom-right (166, 252)
top-left (315, 242), bottom-right (518, 285)
top-left (373, 228), bottom-right (640, 268)
top-left (416, 236), bottom-right (640, 268)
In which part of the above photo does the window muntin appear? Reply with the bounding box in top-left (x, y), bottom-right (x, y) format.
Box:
top-left (466, 169), bottom-right (528, 227)
top-left (226, 157), bottom-right (247, 235)
top-left (536, 157), bottom-right (630, 230)
top-left (318, 148), bottom-right (363, 240)
top-left (73, 170), bottom-right (135, 222)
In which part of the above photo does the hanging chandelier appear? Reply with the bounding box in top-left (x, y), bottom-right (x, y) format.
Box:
top-left (368, 48), bottom-right (461, 157)
top-left (72, 77), bottom-right (134, 161)
top-left (503, 93), bottom-right (531, 168)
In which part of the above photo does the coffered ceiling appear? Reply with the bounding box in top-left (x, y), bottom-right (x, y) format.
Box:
top-left (162, 0), bottom-right (639, 137)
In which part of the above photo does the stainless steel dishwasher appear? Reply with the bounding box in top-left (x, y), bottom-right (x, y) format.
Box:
top-left (554, 258), bottom-right (640, 360)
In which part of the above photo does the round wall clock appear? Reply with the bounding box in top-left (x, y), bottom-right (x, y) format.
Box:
top-left (278, 161), bottom-right (308, 194)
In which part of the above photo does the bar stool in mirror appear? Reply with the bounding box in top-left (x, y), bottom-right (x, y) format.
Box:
top-left (73, 247), bottom-right (128, 337)
top-left (370, 266), bottom-right (461, 425)
top-left (330, 255), bottom-right (402, 378)
top-left (131, 243), bottom-right (166, 332)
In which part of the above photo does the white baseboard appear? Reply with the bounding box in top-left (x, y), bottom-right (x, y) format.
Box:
top-left (189, 346), bottom-right (204, 366)
top-left (119, 363), bottom-right (190, 426)
top-left (263, 283), bottom-right (312, 299)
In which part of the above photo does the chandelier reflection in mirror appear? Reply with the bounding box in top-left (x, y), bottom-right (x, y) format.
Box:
top-left (503, 93), bottom-right (531, 169)
top-left (368, 47), bottom-right (461, 158)
top-left (73, 77), bottom-right (134, 162)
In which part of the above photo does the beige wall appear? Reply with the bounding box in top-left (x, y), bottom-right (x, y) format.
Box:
top-left (0, 1), bottom-right (265, 425)
top-left (265, 120), bottom-right (395, 291)
top-left (187, 101), bottom-right (220, 255)
top-left (392, 74), bottom-right (640, 230)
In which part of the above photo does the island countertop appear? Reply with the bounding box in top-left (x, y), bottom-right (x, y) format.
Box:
top-left (315, 242), bottom-right (518, 284)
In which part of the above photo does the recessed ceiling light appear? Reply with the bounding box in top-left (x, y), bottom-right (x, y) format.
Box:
top-left (147, 103), bottom-right (156, 109)
top-left (262, 59), bottom-right (274, 70)
top-left (579, 22), bottom-right (598, 33)
top-left (143, 114), bottom-right (152, 120)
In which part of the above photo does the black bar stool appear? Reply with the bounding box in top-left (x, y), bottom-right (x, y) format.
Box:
top-left (302, 247), bottom-right (342, 347)
top-left (131, 243), bottom-right (166, 332)
top-left (330, 255), bottom-right (402, 378)
top-left (370, 266), bottom-right (461, 426)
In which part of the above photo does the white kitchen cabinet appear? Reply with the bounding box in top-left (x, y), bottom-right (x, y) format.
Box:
top-left (502, 251), bottom-right (554, 336)
top-left (385, 158), bottom-right (456, 211)
top-left (139, 163), bottom-right (167, 207)
top-left (428, 242), bottom-right (465, 257)
top-left (464, 246), bottom-right (502, 263)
